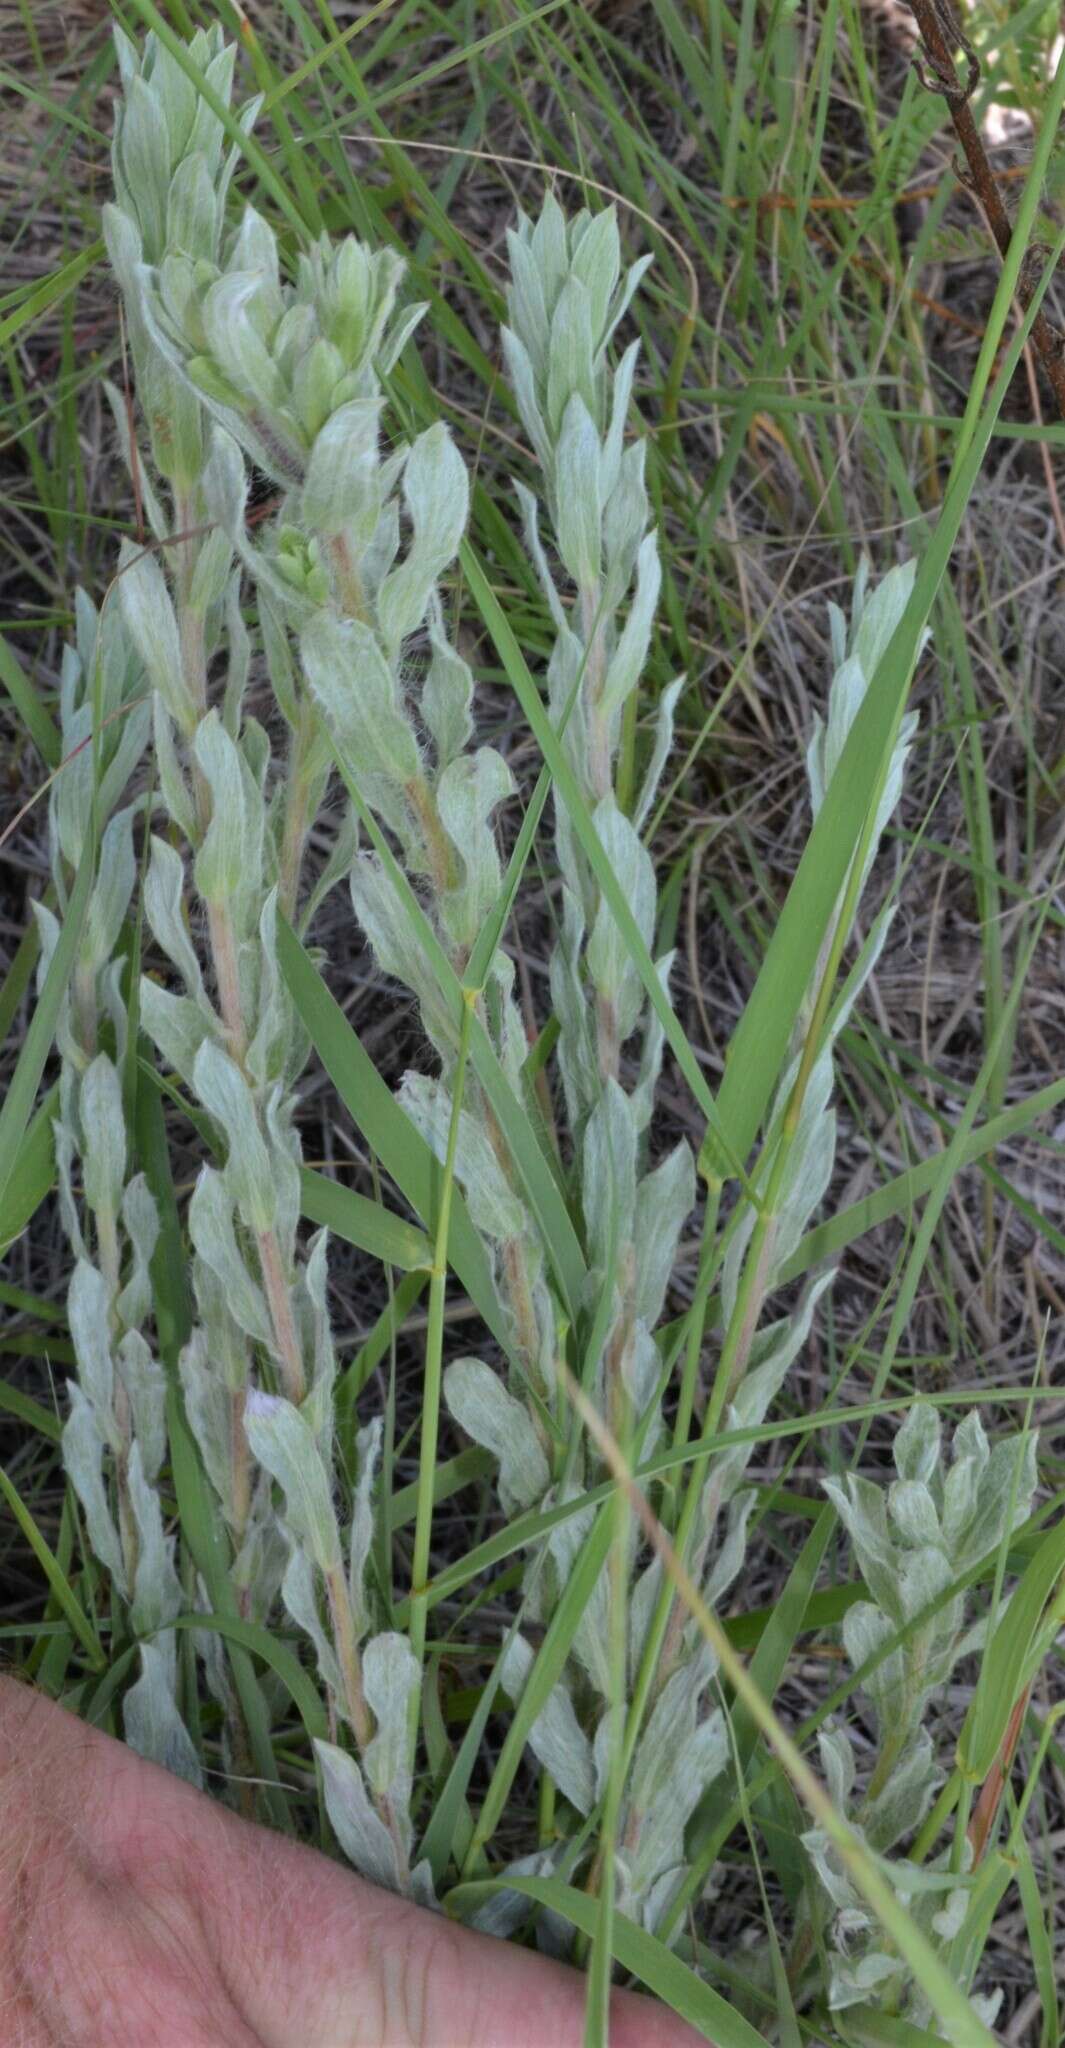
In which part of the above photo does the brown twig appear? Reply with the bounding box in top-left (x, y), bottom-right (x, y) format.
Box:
top-left (907, 0), bottom-right (1065, 419)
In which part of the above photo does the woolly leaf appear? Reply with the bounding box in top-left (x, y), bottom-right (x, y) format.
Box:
top-left (117, 540), bottom-right (193, 732)
top-left (281, 1536), bottom-right (342, 1699)
top-left (245, 1390), bottom-right (341, 1575)
top-left (501, 1635), bottom-right (595, 1816)
top-left (80, 1055), bottom-right (126, 1226)
top-left (68, 1257), bottom-right (115, 1422)
top-left (555, 394), bottom-right (601, 586)
top-left (377, 423), bottom-right (469, 653)
top-left (187, 1167), bottom-right (274, 1347)
top-left (124, 1640), bottom-right (203, 1787)
top-left (62, 1385), bottom-right (126, 1593)
top-left (632, 1141), bottom-right (694, 1327)
top-left (193, 1039), bottom-right (274, 1233)
top-left (301, 611), bottom-right (421, 789)
top-left (363, 1631), bottom-right (419, 1826)
top-left (444, 1357), bottom-right (550, 1515)
top-left (315, 1738), bottom-right (401, 1891)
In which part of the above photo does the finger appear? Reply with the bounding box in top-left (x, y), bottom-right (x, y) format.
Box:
top-left (194, 1790), bottom-right (707, 2048)
top-left (0, 1679), bottom-right (705, 2048)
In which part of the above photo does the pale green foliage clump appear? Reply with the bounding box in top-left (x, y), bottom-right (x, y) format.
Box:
top-left (146, 217), bottom-right (422, 510)
top-left (83, 23), bottom-right (441, 1883)
top-left (40, 25), bottom-right (1046, 2029)
top-left (37, 590), bottom-right (199, 1781)
top-left (103, 23), bottom-right (246, 494)
top-left (505, 196), bottom-right (679, 1132)
top-left (487, 546), bottom-right (927, 1944)
top-left (117, 43), bottom-right (516, 1876)
top-left (803, 1402), bottom-right (1037, 2019)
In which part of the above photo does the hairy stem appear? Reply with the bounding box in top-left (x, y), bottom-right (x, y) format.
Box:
top-left (324, 1563), bottom-right (372, 1753)
top-left (255, 1227), bottom-right (306, 1407)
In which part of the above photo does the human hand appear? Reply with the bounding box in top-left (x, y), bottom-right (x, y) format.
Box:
top-left (0, 1675), bottom-right (703, 2047)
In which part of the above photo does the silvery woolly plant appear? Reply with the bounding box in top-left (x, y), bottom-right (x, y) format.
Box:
top-left (46, 25), bottom-right (1041, 2026)
top-left (302, 190), bottom-right (937, 1957)
top-left (290, 194), bottom-right (711, 1930)
top-left (801, 1402), bottom-right (1037, 2020)
top-left (472, 548), bottom-right (930, 1940)
top-left (37, 587), bottom-right (200, 1782)
top-left (95, 24), bottom-right (435, 1887)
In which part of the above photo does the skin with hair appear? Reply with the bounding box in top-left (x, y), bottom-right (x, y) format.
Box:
top-left (0, 1677), bottom-right (702, 2048)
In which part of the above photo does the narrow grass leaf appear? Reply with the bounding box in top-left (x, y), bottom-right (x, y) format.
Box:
top-left (0, 630), bottom-right (60, 766)
top-left (0, 1464), bottom-right (105, 1671)
top-left (0, 1085), bottom-right (58, 1253)
top-left (957, 1514), bottom-right (1065, 1782)
top-left (171, 1611), bottom-right (328, 1745)
top-left (463, 1504), bottom-right (613, 1870)
top-left (277, 914), bottom-right (510, 1352)
top-left (299, 1166), bottom-right (432, 1271)
top-left (0, 241), bottom-right (102, 350)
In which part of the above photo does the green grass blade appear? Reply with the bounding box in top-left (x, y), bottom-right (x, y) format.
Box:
top-left (171, 1611), bottom-right (327, 1745)
top-left (0, 914), bottom-right (43, 1047)
top-left (1015, 1834), bottom-right (1057, 2048)
top-left (783, 1071), bottom-right (1065, 1287)
top-left (0, 241), bottom-right (102, 350)
top-left (0, 1084), bottom-right (58, 1253)
top-left (299, 1166), bottom-right (431, 1270)
top-left (277, 913), bottom-right (511, 1351)
top-left (417, 1612), bottom-right (518, 1884)
top-left (0, 1379), bottom-right (61, 1441)
top-left (958, 1514), bottom-right (1065, 1782)
top-left (0, 1464), bottom-right (105, 1671)
top-left (462, 1502), bottom-right (613, 1872)
top-left (0, 629), bottom-right (60, 766)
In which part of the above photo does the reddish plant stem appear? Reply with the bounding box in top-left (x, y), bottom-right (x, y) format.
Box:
top-left (968, 1683), bottom-right (1031, 1865)
top-left (908, 0), bottom-right (1065, 419)
top-left (255, 1227), bottom-right (306, 1407)
top-left (324, 1563), bottom-right (372, 1754)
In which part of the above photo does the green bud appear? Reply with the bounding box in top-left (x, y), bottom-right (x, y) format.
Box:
top-left (276, 528), bottom-right (331, 605)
